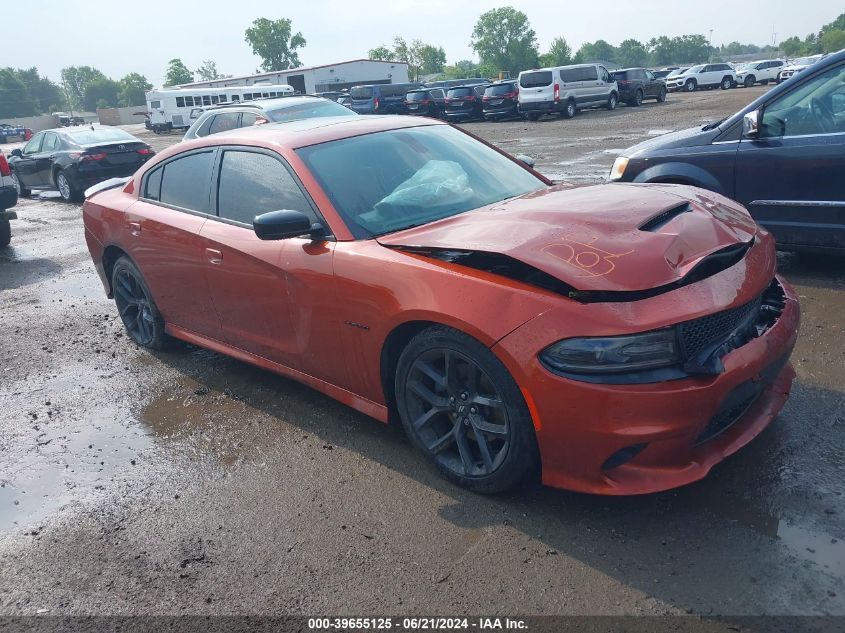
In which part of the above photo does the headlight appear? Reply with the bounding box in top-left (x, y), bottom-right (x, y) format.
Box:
top-left (609, 156), bottom-right (629, 181)
top-left (540, 329), bottom-right (681, 374)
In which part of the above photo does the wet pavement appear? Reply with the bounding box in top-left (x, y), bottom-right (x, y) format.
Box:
top-left (0, 88), bottom-right (843, 619)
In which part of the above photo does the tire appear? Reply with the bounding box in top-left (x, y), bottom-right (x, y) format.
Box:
top-left (55, 169), bottom-right (81, 202)
top-left (526, 112), bottom-right (540, 121)
top-left (562, 99), bottom-right (576, 119)
top-left (111, 256), bottom-right (167, 350)
top-left (721, 76), bottom-right (733, 90)
top-left (685, 79), bottom-right (697, 92)
top-left (761, 79), bottom-right (769, 85)
top-left (395, 325), bottom-right (540, 493)
top-left (632, 89), bottom-right (643, 106)
top-left (657, 86), bottom-right (667, 102)
top-left (11, 171), bottom-right (30, 197)
top-left (0, 219), bottom-right (10, 248)
top-left (744, 75), bottom-right (755, 88)
top-left (606, 92), bottom-right (618, 110)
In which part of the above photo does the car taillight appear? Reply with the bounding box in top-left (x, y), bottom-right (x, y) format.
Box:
top-left (554, 83), bottom-right (560, 102)
top-left (80, 153), bottom-right (107, 161)
top-left (482, 96), bottom-right (490, 102)
top-left (0, 154), bottom-right (10, 177)
top-left (137, 148), bottom-right (154, 155)
top-left (374, 97), bottom-right (380, 111)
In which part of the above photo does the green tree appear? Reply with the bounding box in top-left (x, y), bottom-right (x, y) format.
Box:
top-left (244, 17), bottom-right (306, 72)
top-left (647, 36), bottom-right (676, 65)
top-left (470, 6), bottom-right (539, 75)
top-left (118, 73), bottom-right (152, 107)
top-left (83, 77), bottom-right (120, 111)
top-left (417, 44), bottom-right (447, 76)
top-left (5, 68), bottom-right (65, 113)
top-left (673, 34), bottom-right (713, 63)
top-left (780, 36), bottom-right (805, 57)
top-left (195, 60), bottom-right (230, 81)
top-left (821, 29), bottom-right (845, 53)
top-left (61, 66), bottom-right (106, 109)
top-left (616, 39), bottom-right (648, 67)
top-left (164, 58), bottom-right (194, 86)
top-left (0, 69), bottom-right (38, 117)
top-left (539, 37), bottom-right (572, 67)
top-left (368, 45), bottom-right (392, 60)
top-left (820, 13), bottom-right (845, 36)
top-left (575, 40), bottom-right (617, 64)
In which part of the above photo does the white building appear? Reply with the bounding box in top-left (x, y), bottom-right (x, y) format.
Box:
top-left (168, 59), bottom-right (411, 95)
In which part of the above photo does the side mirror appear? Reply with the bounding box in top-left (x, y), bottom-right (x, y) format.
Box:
top-left (10, 149), bottom-right (22, 158)
top-left (515, 154), bottom-right (535, 168)
top-left (253, 210), bottom-right (325, 241)
top-left (743, 109), bottom-right (760, 138)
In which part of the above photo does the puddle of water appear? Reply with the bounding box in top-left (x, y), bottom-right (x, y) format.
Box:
top-left (0, 405), bottom-right (154, 533)
top-left (777, 521), bottom-right (845, 577)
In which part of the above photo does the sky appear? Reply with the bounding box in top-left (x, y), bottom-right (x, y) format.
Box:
top-left (4, 0), bottom-right (842, 87)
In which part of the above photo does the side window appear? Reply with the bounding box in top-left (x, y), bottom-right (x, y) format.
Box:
top-left (560, 68), bottom-right (580, 83)
top-left (144, 166), bottom-right (163, 201)
top-left (41, 133), bottom-right (59, 152)
top-left (208, 112), bottom-right (240, 135)
top-left (761, 62), bottom-right (845, 138)
top-left (23, 133), bottom-right (44, 154)
top-left (240, 112), bottom-right (259, 126)
top-left (231, 95), bottom-right (240, 102)
top-left (598, 67), bottom-right (610, 82)
top-left (158, 151), bottom-right (215, 212)
top-left (582, 66), bottom-right (598, 82)
top-left (217, 151), bottom-right (314, 225)
top-left (176, 97), bottom-right (185, 107)
top-left (195, 115), bottom-right (215, 137)
top-left (150, 100), bottom-right (161, 109)
top-left (432, 89), bottom-right (444, 99)
top-left (645, 70), bottom-right (655, 81)
top-left (202, 96), bottom-right (211, 106)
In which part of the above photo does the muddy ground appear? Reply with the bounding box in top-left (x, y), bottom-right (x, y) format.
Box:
top-left (1, 86), bottom-right (843, 623)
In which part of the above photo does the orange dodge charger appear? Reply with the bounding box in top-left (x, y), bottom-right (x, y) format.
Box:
top-left (82, 115), bottom-right (799, 494)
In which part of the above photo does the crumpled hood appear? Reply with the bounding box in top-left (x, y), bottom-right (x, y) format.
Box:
top-left (376, 183), bottom-right (758, 293)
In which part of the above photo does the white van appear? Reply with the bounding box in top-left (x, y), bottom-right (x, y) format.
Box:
top-left (517, 64), bottom-right (618, 120)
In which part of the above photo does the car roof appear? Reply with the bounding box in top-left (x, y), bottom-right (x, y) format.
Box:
top-left (169, 115), bottom-right (445, 157)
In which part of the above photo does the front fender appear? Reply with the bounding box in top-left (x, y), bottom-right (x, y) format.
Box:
top-left (632, 161), bottom-right (727, 195)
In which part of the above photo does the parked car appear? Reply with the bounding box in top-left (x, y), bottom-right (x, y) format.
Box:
top-left (611, 68), bottom-right (667, 106)
top-left (404, 88), bottom-right (446, 118)
top-left (518, 64), bottom-right (618, 120)
top-left (778, 54), bottom-right (826, 83)
top-left (82, 115), bottom-right (798, 495)
top-left (0, 124), bottom-right (33, 143)
top-left (444, 84), bottom-right (490, 121)
top-left (348, 83), bottom-right (422, 114)
top-left (424, 78), bottom-right (489, 89)
top-left (666, 64), bottom-right (736, 92)
top-left (337, 95), bottom-right (353, 108)
top-left (735, 60), bottom-right (785, 87)
top-left (8, 127), bottom-right (154, 202)
top-left (651, 69), bottom-right (673, 79)
top-left (481, 80), bottom-right (520, 120)
top-left (0, 150), bottom-right (18, 247)
top-left (313, 91), bottom-right (348, 101)
top-left (183, 96), bottom-right (355, 140)
top-left (608, 48), bottom-right (845, 251)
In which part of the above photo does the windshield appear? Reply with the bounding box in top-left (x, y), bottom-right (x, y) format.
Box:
top-left (793, 56), bottom-right (822, 67)
top-left (267, 100), bottom-right (354, 122)
top-left (668, 68), bottom-right (688, 77)
top-left (296, 125), bottom-right (545, 238)
top-left (64, 128), bottom-right (136, 145)
top-left (685, 65), bottom-right (705, 74)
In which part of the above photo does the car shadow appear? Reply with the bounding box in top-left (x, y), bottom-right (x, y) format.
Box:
top-left (0, 251), bottom-right (63, 291)
top-left (148, 342), bottom-right (845, 618)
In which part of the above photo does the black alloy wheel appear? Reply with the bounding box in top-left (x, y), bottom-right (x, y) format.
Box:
top-left (396, 326), bottom-right (539, 493)
top-left (111, 257), bottom-right (166, 349)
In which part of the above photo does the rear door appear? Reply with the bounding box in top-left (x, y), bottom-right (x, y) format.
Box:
top-left (579, 66), bottom-right (601, 104)
top-left (126, 149), bottom-right (220, 337)
top-left (735, 60), bottom-right (845, 249)
top-left (199, 147), bottom-right (340, 379)
top-left (36, 132), bottom-right (60, 185)
top-left (518, 70), bottom-right (554, 106)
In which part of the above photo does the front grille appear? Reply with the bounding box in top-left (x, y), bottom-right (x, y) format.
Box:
top-left (680, 295), bottom-right (763, 360)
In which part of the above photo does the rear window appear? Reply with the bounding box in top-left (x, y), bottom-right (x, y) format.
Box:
top-left (406, 91), bottom-right (429, 101)
top-left (519, 71), bottom-right (553, 88)
top-left (612, 71), bottom-right (629, 81)
top-left (447, 87), bottom-right (474, 98)
top-left (64, 128), bottom-right (136, 145)
top-left (351, 87), bottom-right (373, 100)
top-left (485, 83), bottom-right (517, 96)
top-left (267, 100), bottom-right (353, 122)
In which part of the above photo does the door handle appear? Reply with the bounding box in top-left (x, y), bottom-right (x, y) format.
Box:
top-left (128, 221), bottom-right (141, 236)
top-left (206, 248), bottom-right (223, 265)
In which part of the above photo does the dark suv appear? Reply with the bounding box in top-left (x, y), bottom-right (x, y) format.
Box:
top-left (612, 68), bottom-right (667, 106)
top-left (444, 84), bottom-right (489, 122)
top-left (183, 96), bottom-right (354, 140)
top-left (404, 88), bottom-right (446, 118)
top-left (482, 81), bottom-right (520, 120)
top-left (609, 49), bottom-right (845, 251)
top-left (348, 83), bottom-right (422, 115)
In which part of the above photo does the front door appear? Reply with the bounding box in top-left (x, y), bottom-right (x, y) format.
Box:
top-left (13, 132), bottom-right (46, 188)
top-left (735, 60), bottom-right (845, 249)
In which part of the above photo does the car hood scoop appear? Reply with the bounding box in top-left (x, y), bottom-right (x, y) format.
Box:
top-left (377, 183), bottom-right (758, 298)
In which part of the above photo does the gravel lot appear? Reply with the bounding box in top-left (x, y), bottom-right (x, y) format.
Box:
top-left (1, 86), bottom-right (843, 624)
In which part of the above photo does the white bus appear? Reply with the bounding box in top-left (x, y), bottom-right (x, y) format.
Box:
top-left (145, 85), bottom-right (295, 133)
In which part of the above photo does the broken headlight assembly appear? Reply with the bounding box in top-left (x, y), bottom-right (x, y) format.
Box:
top-left (540, 329), bottom-right (681, 375)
